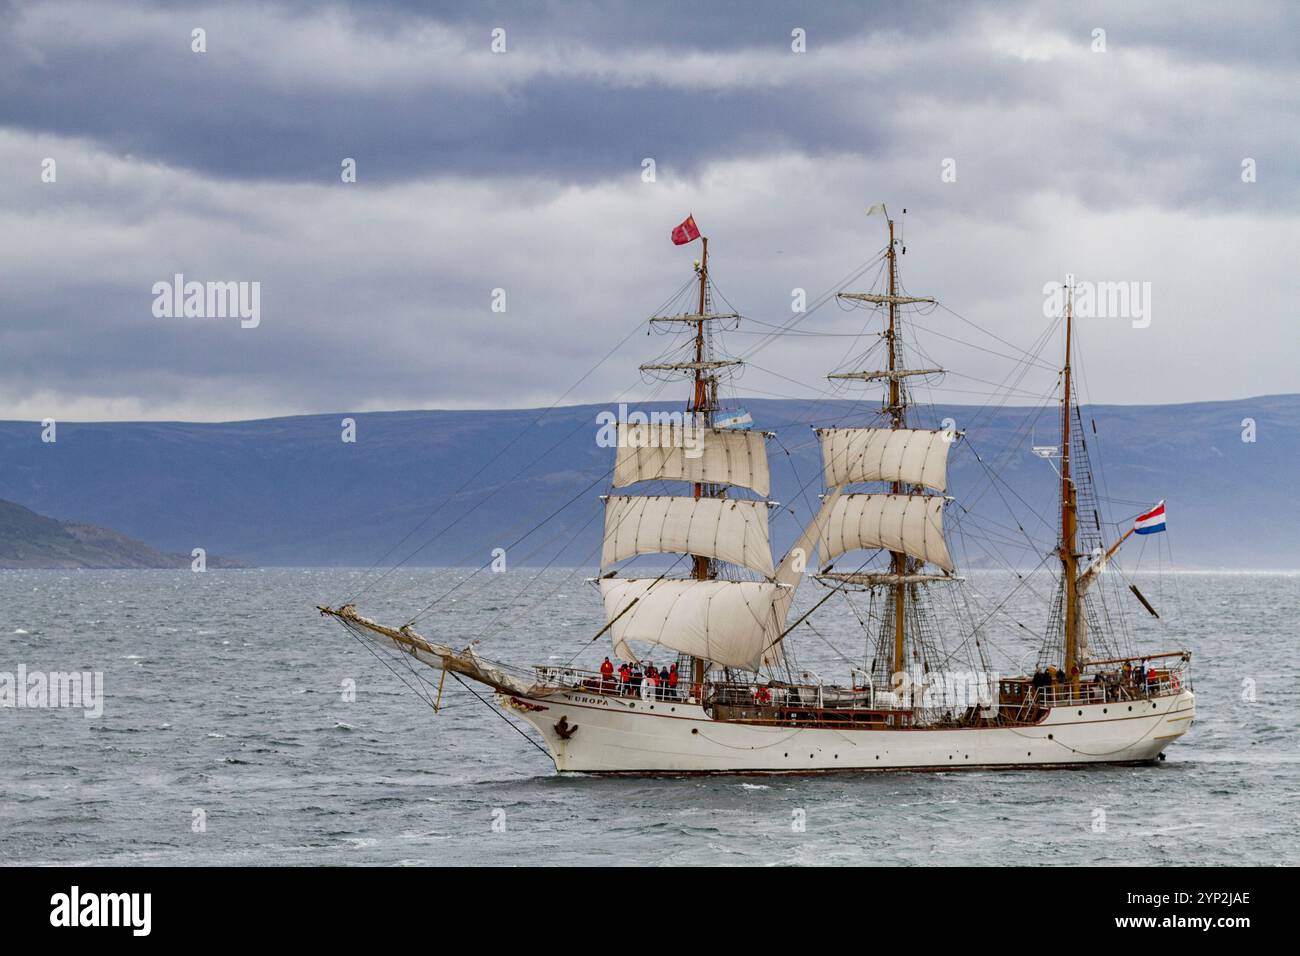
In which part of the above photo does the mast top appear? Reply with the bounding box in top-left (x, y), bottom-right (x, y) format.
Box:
top-left (831, 212), bottom-right (934, 429)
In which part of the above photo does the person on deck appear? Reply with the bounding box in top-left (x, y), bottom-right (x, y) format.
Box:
top-left (659, 666), bottom-right (670, 700)
top-left (646, 667), bottom-right (661, 700)
top-left (600, 656), bottom-right (614, 690)
top-left (630, 664), bottom-right (643, 694)
top-left (618, 662), bottom-right (631, 693)
top-left (1103, 669), bottom-right (1117, 701)
top-left (668, 664), bottom-right (680, 699)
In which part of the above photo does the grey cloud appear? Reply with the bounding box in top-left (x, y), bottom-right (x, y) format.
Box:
top-left (0, 0), bottom-right (1296, 421)
top-left (2, 0), bottom-right (1294, 210)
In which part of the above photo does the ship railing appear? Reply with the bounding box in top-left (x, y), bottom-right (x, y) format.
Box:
top-left (1029, 675), bottom-right (1187, 708)
top-left (1025, 654), bottom-right (1191, 709)
top-left (705, 681), bottom-right (870, 710)
top-left (534, 665), bottom-right (603, 688)
top-left (533, 665), bottom-right (689, 700)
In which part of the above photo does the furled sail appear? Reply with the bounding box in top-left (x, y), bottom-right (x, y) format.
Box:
top-left (818, 493), bottom-right (954, 572)
top-left (602, 496), bottom-right (774, 577)
top-left (816, 427), bottom-right (950, 492)
top-left (612, 423), bottom-right (770, 496)
top-left (600, 578), bottom-right (784, 671)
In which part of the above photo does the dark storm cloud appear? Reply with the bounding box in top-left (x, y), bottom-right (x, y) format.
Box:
top-left (0, 0), bottom-right (1291, 208)
top-left (0, 0), bottom-right (1296, 420)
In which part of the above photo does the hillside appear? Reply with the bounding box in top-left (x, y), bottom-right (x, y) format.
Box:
top-left (0, 498), bottom-right (243, 569)
top-left (0, 395), bottom-right (1295, 569)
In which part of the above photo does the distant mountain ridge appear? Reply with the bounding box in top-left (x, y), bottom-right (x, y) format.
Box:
top-left (0, 394), bottom-right (1295, 569)
top-left (0, 498), bottom-right (244, 569)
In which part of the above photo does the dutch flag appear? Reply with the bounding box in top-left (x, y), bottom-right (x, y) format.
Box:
top-left (1134, 501), bottom-right (1167, 535)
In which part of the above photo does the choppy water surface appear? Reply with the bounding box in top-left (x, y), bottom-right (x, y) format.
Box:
top-left (2, 568), bottom-right (1297, 866)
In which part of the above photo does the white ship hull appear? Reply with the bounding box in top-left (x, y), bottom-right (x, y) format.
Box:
top-left (502, 688), bottom-right (1196, 774)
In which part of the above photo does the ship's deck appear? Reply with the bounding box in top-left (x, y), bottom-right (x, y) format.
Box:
top-left (532, 654), bottom-right (1190, 730)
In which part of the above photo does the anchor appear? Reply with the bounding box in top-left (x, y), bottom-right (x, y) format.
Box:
top-left (553, 715), bottom-right (578, 740)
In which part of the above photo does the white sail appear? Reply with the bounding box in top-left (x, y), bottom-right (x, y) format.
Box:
top-left (767, 485), bottom-right (846, 653)
top-left (603, 496), bottom-right (774, 577)
top-left (818, 493), bottom-right (954, 572)
top-left (600, 578), bottom-right (784, 671)
top-left (613, 423), bottom-right (770, 496)
top-left (816, 427), bottom-right (950, 492)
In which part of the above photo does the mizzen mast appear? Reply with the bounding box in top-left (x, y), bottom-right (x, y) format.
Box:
top-left (1060, 283), bottom-right (1081, 686)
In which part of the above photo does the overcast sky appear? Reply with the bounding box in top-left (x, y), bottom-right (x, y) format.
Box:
top-left (1, 0), bottom-right (1296, 421)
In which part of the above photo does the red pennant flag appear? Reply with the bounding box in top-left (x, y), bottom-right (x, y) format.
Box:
top-left (671, 214), bottom-right (701, 246)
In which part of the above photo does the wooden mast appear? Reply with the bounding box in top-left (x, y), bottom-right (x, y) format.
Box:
top-left (829, 209), bottom-right (938, 689)
top-left (690, 237), bottom-right (711, 694)
top-left (1060, 282), bottom-right (1080, 685)
top-left (886, 217), bottom-right (907, 679)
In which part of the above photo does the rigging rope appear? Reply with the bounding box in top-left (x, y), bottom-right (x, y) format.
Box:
top-left (447, 672), bottom-right (553, 761)
top-left (344, 275), bottom-right (698, 605)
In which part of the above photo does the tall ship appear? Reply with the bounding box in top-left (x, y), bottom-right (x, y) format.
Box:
top-left (321, 209), bottom-right (1195, 773)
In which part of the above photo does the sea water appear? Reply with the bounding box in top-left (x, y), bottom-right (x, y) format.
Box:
top-left (2, 568), bottom-right (1296, 866)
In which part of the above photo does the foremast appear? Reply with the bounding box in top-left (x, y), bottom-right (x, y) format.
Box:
top-left (675, 239), bottom-right (772, 685)
top-left (610, 226), bottom-right (782, 683)
top-left (689, 236), bottom-right (715, 692)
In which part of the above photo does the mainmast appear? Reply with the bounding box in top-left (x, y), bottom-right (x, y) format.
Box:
top-left (885, 219), bottom-right (907, 678)
top-left (829, 207), bottom-right (941, 689)
top-left (1060, 283), bottom-right (1081, 685)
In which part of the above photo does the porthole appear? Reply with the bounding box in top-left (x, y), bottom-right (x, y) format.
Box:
top-left (1077, 710), bottom-right (1083, 716)
top-left (691, 728), bottom-right (698, 735)
top-left (1048, 734), bottom-right (1054, 740)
